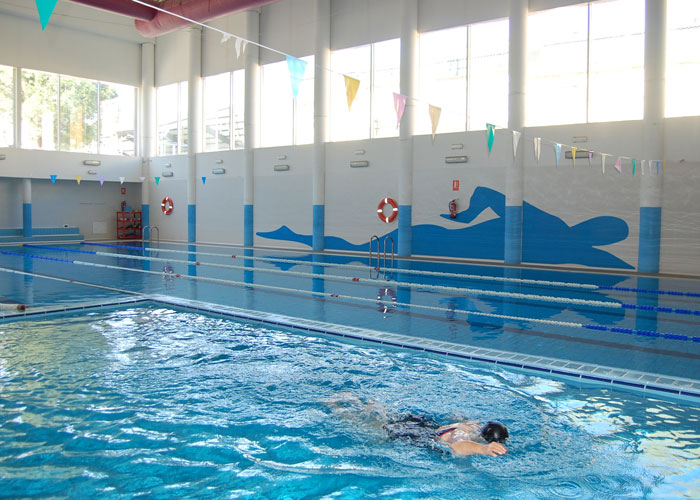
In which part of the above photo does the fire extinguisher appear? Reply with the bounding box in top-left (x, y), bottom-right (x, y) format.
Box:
top-left (449, 199), bottom-right (457, 219)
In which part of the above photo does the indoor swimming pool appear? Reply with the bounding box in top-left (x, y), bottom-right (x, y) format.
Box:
top-left (0, 306), bottom-right (698, 499)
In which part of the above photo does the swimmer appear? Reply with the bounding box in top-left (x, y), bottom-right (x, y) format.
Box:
top-left (384, 415), bottom-right (509, 457)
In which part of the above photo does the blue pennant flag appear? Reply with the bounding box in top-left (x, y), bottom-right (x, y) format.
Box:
top-left (202, 176), bottom-right (207, 185)
top-left (36, 0), bottom-right (59, 30)
top-left (286, 56), bottom-right (307, 100)
top-left (50, 174), bottom-right (57, 184)
top-left (155, 176), bottom-right (160, 185)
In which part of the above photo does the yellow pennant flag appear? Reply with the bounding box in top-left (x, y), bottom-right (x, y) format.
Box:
top-left (344, 75), bottom-right (360, 111)
top-left (76, 176), bottom-right (81, 185)
top-left (571, 147), bottom-right (577, 168)
top-left (429, 105), bottom-right (441, 140)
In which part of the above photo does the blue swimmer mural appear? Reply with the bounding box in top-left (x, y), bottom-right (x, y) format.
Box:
top-left (257, 186), bottom-right (633, 270)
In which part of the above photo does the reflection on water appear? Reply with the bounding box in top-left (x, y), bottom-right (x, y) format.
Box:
top-left (0, 307), bottom-right (698, 499)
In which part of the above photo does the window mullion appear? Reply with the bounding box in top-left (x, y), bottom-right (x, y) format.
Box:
top-left (14, 67), bottom-right (20, 148)
top-left (370, 44), bottom-right (375, 139)
top-left (585, 3), bottom-right (591, 124)
top-left (466, 25), bottom-right (471, 131)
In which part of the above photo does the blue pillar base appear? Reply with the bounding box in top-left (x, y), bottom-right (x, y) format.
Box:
top-left (504, 205), bottom-right (523, 265)
top-left (313, 204), bottom-right (325, 251)
top-left (638, 207), bottom-right (661, 273)
top-left (398, 205), bottom-right (412, 257)
top-left (142, 204), bottom-right (150, 239)
top-left (22, 203), bottom-right (32, 237)
top-left (188, 204), bottom-right (196, 243)
top-left (244, 204), bottom-right (254, 247)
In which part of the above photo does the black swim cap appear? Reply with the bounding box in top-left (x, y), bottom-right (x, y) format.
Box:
top-left (480, 421), bottom-right (509, 443)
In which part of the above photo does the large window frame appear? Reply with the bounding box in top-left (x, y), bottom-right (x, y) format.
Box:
top-left (203, 70), bottom-right (246, 152)
top-left (157, 81), bottom-right (188, 156)
top-left (666, 0), bottom-right (700, 118)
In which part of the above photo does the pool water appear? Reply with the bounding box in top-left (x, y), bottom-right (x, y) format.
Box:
top-left (0, 307), bottom-right (698, 499)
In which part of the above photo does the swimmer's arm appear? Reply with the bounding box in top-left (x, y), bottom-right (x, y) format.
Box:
top-left (449, 441), bottom-right (507, 457)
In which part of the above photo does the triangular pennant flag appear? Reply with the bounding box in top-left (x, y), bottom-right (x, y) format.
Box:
top-left (35, 0), bottom-right (59, 30)
top-left (99, 176), bottom-right (104, 186)
top-left (656, 160), bottom-right (660, 175)
top-left (221, 33), bottom-right (233, 44)
top-left (76, 176), bottom-right (81, 185)
top-left (662, 160), bottom-right (666, 173)
top-left (614, 156), bottom-right (622, 174)
top-left (588, 151), bottom-right (593, 166)
top-left (50, 174), bottom-right (57, 184)
top-left (429, 105), bottom-right (441, 141)
top-left (600, 153), bottom-right (608, 174)
top-left (155, 177), bottom-right (160, 185)
top-left (344, 75), bottom-right (360, 111)
top-left (119, 177), bottom-right (125, 184)
top-left (571, 146), bottom-right (577, 167)
top-left (641, 159), bottom-right (646, 175)
top-left (554, 143), bottom-right (562, 166)
top-left (632, 158), bottom-right (636, 176)
top-left (202, 176), bottom-right (207, 184)
top-left (512, 131), bottom-right (521, 157)
top-left (533, 137), bottom-right (541, 162)
top-left (235, 37), bottom-right (244, 58)
top-left (139, 177), bottom-right (145, 182)
top-left (286, 56), bottom-right (307, 100)
top-left (393, 93), bottom-right (407, 129)
top-left (486, 124), bottom-right (495, 153)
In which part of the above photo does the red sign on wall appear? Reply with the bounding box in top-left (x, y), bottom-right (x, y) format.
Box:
top-left (452, 180), bottom-right (460, 191)
top-left (121, 188), bottom-right (126, 195)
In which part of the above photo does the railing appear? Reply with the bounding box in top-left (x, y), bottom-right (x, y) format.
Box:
top-left (369, 235), bottom-right (380, 273)
top-left (383, 236), bottom-right (395, 269)
top-left (142, 225), bottom-right (160, 245)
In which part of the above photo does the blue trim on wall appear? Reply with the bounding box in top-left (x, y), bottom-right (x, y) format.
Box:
top-left (142, 204), bottom-right (150, 240)
top-left (22, 203), bottom-right (32, 237)
top-left (504, 205), bottom-right (522, 265)
top-left (638, 206), bottom-right (661, 273)
top-left (244, 204), bottom-right (254, 247)
top-left (313, 204), bottom-right (325, 251)
top-left (398, 205), bottom-right (412, 257)
top-left (188, 204), bottom-right (196, 243)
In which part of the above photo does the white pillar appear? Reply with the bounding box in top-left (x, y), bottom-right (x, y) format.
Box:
top-left (187, 27), bottom-right (203, 242)
top-left (504, 0), bottom-right (527, 264)
top-left (312, 0), bottom-right (330, 251)
top-left (243, 10), bottom-right (260, 247)
top-left (398, 0), bottom-right (417, 257)
top-left (638, 0), bottom-right (666, 273)
top-left (140, 42), bottom-right (155, 237)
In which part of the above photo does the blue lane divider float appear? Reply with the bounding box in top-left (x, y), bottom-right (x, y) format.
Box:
top-left (10, 246), bottom-right (700, 344)
top-left (598, 285), bottom-right (700, 298)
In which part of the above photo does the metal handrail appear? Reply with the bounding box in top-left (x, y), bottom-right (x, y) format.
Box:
top-left (383, 236), bottom-right (395, 269)
top-left (369, 235), bottom-right (380, 271)
top-left (142, 225), bottom-right (160, 245)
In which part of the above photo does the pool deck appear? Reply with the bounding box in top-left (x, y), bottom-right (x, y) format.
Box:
top-left (2, 294), bottom-right (700, 404)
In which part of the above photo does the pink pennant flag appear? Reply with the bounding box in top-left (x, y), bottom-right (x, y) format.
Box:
top-left (393, 93), bottom-right (407, 129)
top-left (614, 156), bottom-right (622, 174)
top-left (139, 176), bottom-right (146, 182)
top-left (99, 176), bottom-right (104, 186)
top-left (588, 151), bottom-right (593, 165)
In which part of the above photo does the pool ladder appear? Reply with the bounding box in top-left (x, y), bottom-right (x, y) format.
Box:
top-left (142, 225), bottom-right (160, 245)
top-left (369, 235), bottom-right (395, 277)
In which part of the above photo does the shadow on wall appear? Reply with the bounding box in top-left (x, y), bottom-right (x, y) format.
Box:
top-left (257, 186), bottom-right (633, 270)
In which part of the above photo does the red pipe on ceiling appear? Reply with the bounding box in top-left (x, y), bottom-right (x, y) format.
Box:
top-left (68, 0), bottom-right (158, 21)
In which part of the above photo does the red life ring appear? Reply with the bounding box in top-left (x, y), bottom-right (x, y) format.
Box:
top-left (161, 197), bottom-right (174, 215)
top-left (377, 197), bottom-right (398, 223)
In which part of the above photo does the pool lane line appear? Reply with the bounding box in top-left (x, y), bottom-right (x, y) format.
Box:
top-left (78, 242), bottom-right (700, 299)
top-left (25, 244), bottom-right (624, 310)
top-left (3, 249), bottom-right (700, 345)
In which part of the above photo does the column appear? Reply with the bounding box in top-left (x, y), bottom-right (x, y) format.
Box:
top-left (187, 27), bottom-right (203, 243)
top-left (140, 42), bottom-right (155, 239)
top-left (243, 10), bottom-right (260, 247)
top-left (505, 0), bottom-right (527, 264)
top-left (638, 0), bottom-right (666, 273)
top-left (22, 178), bottom-right (31, 237)
top-left (398, 0), bottom-right (418, 257)
top-left (312, 0), bottom-right (331, 251)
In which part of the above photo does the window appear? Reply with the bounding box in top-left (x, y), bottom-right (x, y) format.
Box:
top-left (0, 65), bottom-right (13, 147)
top-left (204, 70), bottom-right (245, 152)
top-left (21, 69), bottom-right (58, 151)
top-left (418, 20), bottom-right (508, 135)
top-left (666, 0), bottom-right (700, 117)
top-left (527, 0), bottom-right (644, 126)
top-left (260, 56), bottom-right (314, 148)
top-left (99, 82), bottom-right (136, 156)
top-left (330, 40), bottom-right (400, 142)
top-left (59, 75), bottom-right (98, 153)
top-left (157, 81), bottom-right (188, 156)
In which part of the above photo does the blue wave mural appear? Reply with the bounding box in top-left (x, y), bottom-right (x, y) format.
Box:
top-left (257, 186), bottom-right (632, 269)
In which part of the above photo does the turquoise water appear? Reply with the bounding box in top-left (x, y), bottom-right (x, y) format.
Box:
top-left (0, 307), bottom-right (698, 499)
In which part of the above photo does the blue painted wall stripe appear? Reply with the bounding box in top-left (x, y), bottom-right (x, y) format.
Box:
top-left (188, 204), bottom-right (196, 243)
top-left (22, 203), bottom-right (32, 237)
top-left (638, 206), bottom-right (661, 273)
top-left (244, 204), bottom-right (254, 247)
top-left (505, 205), bottom-right (523, 265)
top-left (141, 204), bottom-right (150, 239)
top-left (313, 204), bottom-right (325, 251)
top-left (398, 205), bottom-right (412, 257)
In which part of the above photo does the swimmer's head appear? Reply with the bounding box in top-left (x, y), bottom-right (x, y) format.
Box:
top-left (480, 421), bottom-right (508, 443)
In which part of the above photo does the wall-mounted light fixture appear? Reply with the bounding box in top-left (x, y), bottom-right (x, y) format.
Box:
top-left (450, 143), bottom-right (464, 150)
top-left (87, 170), bottom-right (98, 175)
top-left (350, 160), bottom-right (369, 168)
top-left (83, 160), bottom-right (101, 166)
top-left (354, 149), bottom-right (366, 155)
top-left (163, 163), bottom-right (172, 168)
top-left (162, 171), bottom-right (174, 177)
top-left (274, 165), bottom-right (290, 172)
top-left (215, 159), bottom-right (224, 164)
top-left (277, 154), bottom-right (287, 160)
top-left (565, 149), bottom-right (590, 159)
top-left (445, 156), bottom-right (469, 164)
top-left (212, 168), bottom-right (226, 174)
top-left (0, 154), bottom-right (6, 160)
top-left (572, 136), bottom-right (589, 144)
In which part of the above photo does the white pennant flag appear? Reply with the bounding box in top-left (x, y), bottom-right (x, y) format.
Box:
top-left (600, 153), bottom-right (608, 174)
top-left (533, 137), bottom-right (541, 162)
top-left (119, 177), bottom-right (125, 184)
top-left (235, 37), bottom-right (246, 58)
top-left (512, 131), bottom-right (521, 158)
top-left (641, 159), bottom-right (646, 175)
top-left (221, 33), bottom-right (233, 44)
